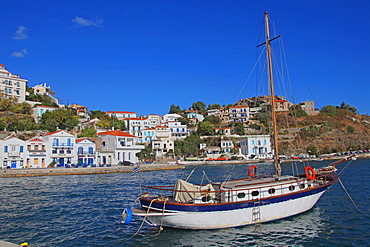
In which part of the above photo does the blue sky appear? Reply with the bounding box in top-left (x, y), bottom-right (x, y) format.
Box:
top-left (1, 1), bottom-right (369, 115)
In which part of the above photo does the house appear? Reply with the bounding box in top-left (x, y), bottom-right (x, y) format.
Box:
top-left (165, 121), bottom-right (189, 140)
top-left (70, 104), bottom-right (88, 118)
top-left (141, 128), bottom-right (156, 143)
top-left (219, 108), bottom-right (229, 123)
top-left (186, 111), bottom-right (204, 122)
top-left (125, 117), bottom-right (150, 138)
top-left (76, 138), bottom-right (96, 166)
top-left (98, 130), bottom-right (144, 165)
top-left (25, 137), bottom-right (48, 168)
top-left (162, 113), bottom-right (182, 123)
top-left (32, 83), bottom-right (59, 105)
top-left (239, 135), bottom-right (272, 159)
top-left (152, 138), bottom-right (174, 158)
top-left (216, 127), bottom-right (231, 137)
top-left (32, 105), bottom-right (58, 123)
top-left (0, 64), bottom-right (27, 103)
top-left (221, 140), bottom-right (234, 154)
top-left (106, 111), bottom-right (137, 120)
top-left (300, 100), bottom-right (319, 115)
top-left (147, 114), bottom-right (161, 128)
top-left (274, 99), bottom-right (289, 112)
top-left (42, 130), bottom-right (77, 166)
top-left (229, 106), bottom-right (250, 123)
top-left (0, 136), bottom-right (27, 169)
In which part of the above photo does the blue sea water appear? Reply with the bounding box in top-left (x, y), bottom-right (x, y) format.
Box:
top-left (0, 159), bottom-right (369, 246)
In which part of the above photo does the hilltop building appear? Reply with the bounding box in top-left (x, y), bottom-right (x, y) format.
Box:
top-left (0, 64), bottom-right (27, 102)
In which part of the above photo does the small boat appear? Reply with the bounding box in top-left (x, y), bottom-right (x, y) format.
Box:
top-left (122, 12), bottom-right (355, 230)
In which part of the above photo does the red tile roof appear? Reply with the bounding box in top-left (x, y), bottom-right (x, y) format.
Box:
top-left (98, 129), bottom-right (136, 138)
top-left (106, 111), bottom-right (137, 114)
top-left (27, 137), bottom-right (45, 142)
top-left (230, 105), bottom-right (249, 108)
top-left (43, 130), bottom-right (64, 136)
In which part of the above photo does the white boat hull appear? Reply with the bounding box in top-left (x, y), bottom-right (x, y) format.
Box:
top-left (137, 190), bottom-right (326, 229)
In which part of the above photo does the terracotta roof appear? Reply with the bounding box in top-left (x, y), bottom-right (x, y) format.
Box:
top-left (34, 105), bottom-right (58, 109)
top-left (27, 137), bottom-right (45, 142)
top-left (230, 105), bottom-right (249, 108)
top-left (76, 137), bottom-right (95, 143)
top-left (43, 130), bottom-right (64, 136)
top-left (98, 129), bottom-right (136, 138)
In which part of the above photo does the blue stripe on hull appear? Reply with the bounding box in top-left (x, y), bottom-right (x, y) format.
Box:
top-left (140, 183), bottom-right (330, 212)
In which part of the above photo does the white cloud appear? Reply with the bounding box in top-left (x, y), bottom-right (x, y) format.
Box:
top-left (12, 49), bottom-right (28, 58)
top-left (12, 26), bottom-right (29, 40)
top-left (71, 16), bottom-right (103, 27)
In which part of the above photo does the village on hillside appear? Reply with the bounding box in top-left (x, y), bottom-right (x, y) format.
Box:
top-left (0, 63), bottom-right (369, 169)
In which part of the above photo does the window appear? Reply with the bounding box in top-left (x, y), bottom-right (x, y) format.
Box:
top-left (20, 146), bottom-right (24, 152)
top-left (4, 146), bottom-right (8, 152)
top-left (252, 140), bottom-right (255, 145)
top-left (237, 192), bottom-right (246, 198)
top-left (88, 147), bottom-right (93, 154)
top-left (67, 139), bottom-right (71, 146)
top-left (78, 147), bottom-right (84, 155)
top-left (102, 142), bottom-right (106, 146)
top-left (264, 140), bottom-right (267, 145)
top-left (268, 188), bottom-right (276, 194)
top-left (34, 158), bottom-right (39, 165)
top-left (251, 191), bottom-right (259, 197)
top-left (289, 185), bottom-right (295, 191)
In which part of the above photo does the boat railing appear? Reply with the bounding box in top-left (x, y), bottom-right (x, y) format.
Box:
top-left (141, 173), bottom-right (336, 201)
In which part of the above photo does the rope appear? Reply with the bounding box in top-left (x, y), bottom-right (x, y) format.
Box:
top-left (132, 198), bottom-right (157, 237)
top-left (158, 199), bottom-right (168, 235)
top-left (338, 177), bottom-right (363, 214)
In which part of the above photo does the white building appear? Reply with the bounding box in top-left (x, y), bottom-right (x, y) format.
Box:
top-left (125, 117), bottom-right (150, 138)
top-left (162, 113), bottom-right (182, 123)
top-left (147, 114), bottom-right (161, 128)
top-left (166, 121), bottom-right (189, 140)
top-left (98, 130), bottom-right (144, 165)
top-left (229, 106), bottom-right (250, 123)
top-left (106, 111), bottom-right (137, 120)
top-left (43, 130), bottom-right (77, 166)
top-left (32, 83), bottom-right (59, 105)
top-left (221, 140), bottom-right (234, 154)
top-left (239, 135), bottom-right (272, 159)
top-left (32, 105), bottom-right (58, 123)
top-left (0, 63), bottom-right (27, 103)
top-left (26, 137), bottom-right (49, 168)
top-left (76, 138), bottom-right (96, 166)
top-left (0, 136), bottom-right (27, 169)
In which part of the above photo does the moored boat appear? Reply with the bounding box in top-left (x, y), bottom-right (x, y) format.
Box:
top-left (122, 12), bottom-right (355, 230)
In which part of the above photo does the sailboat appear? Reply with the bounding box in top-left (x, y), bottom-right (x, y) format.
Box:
top-left (122, 12), bottom-right (355, 230)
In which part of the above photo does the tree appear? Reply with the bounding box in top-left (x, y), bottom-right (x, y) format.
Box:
top-left (289, 105), bottom-right (308, 118)
top-left (234, 121), bottom-right (245, 136)
top-left (39, 109), bottom-right (79, 131)
top-left (208, 103), bottom-right (221, 110)
top-left (307, 145), bottom-right (319, 156)
top-left (204, 115), bottom-right (220, 125)
top-left (174, 134), bottom-right (201, 157)
top-left (192, 101), bottom-right (206, 113)
top-left (78, 127), bottom-right (98, 138)
top-left (340, 102), bottom-right (358, 114)
top-left (89, 110), bottom-right (106, 119)
top-left (10, 102), bottom-right (32, 115)
top-left (169, 104), bottom-right (183, 114)
top-left (347, 125), bottom-right (355, 134)
top-left (197, 121), bottom-right (215, 136)
top-left (320, 105), bottom-right (338, 116)
top-left (136, 145), bottom-right (155, 161)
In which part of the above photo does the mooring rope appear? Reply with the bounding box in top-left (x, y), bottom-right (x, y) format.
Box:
top-left (338, 177), bottom-right (363, 214)
top-left (158, 198), bottom-right (168, 235)
top-left (132, 198), bottom-right (157, 237)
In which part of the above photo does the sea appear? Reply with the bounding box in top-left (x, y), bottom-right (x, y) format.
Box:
top-left (0, 158), bottom-right (369, 247)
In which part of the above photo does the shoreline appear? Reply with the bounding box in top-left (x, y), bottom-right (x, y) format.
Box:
top-left (0, 154), bottom-right (367, 178)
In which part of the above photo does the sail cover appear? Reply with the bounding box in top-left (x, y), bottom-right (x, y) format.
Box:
top-left (173, 179), bottom-right (215, 203)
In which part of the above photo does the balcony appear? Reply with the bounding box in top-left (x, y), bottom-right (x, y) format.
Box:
top-left (52, 143), bottom-right (74, 147)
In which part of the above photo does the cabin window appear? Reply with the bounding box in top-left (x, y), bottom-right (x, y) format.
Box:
top-left (289, 185), bottom-right (295, 191)
top-left (201, 195), bottom-right (212, 202)
top-left (268, 188), bottom-right (276, 194)
top-left (237, 192), bottom-right (246, 199)
top-left (251, 191), bottom-right (259, 197)
top-left (299, 184), bottom-right (305, 189)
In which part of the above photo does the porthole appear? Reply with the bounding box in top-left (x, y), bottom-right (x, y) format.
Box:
top-left (251, 191), bottom-right (259, 197)
top-left (268, 188), bottom-right (276, 194)
top-left (289, 185), bottom-right (295, 191)
top-left (299, 184), bottom-right (305, 189)
top-left (237, 192), bottom-right (246, 198)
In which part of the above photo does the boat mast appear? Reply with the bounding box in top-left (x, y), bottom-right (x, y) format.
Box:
top-left (264, 11), bottom-right (281, 177)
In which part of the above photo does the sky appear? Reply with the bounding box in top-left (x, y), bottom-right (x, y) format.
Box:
top-left (1, 0), bottom-right (369, 116)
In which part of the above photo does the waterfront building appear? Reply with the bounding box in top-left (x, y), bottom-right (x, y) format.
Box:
top-left (165, 121), bottom-right (189, 140)
top-left (106, 111), bottom-right (137, 120)
top-left (25, 137), bottom-right (48, 168)
top-left (141, 128), bottom-right (156, 143)
top-left (0, 136), bottom-right (27, 169)
top-left (0, 64), bottom-right (27, 103)
top-left (239, 135), bottom-right (272, 159)
top-left (152, 138), bottom-right (174, 158)
top-left (43, 130), bottom-right (76, 166)
top-left (76, 138), bottom-right (96, 165)
top-left (97, 129), bottom-right (144, 165)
